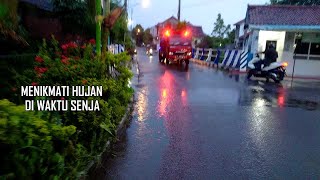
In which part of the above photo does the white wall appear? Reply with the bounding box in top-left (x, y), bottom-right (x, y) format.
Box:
top-left (282, 51), bottom-right (320, 77)
top-left (258, 30), bottom-right (286, 60)
top-left (239, 23), bottom-right (245, 37)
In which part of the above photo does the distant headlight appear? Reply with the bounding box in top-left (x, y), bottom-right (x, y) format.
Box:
top-left (169, 52), bottom-right (173, 55)
top-left (150, 49), bottom-right (153, 53)
top-left (187, 52), bottom-right (191, 56)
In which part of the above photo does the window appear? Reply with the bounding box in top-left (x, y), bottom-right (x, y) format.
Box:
top-left (266, 40), bottom-right (277, 50)
top-left (310, 43), bottom-right (320, 55)
top-left (295, 40), bottom-right (309, 54)
top-left (294, 33), bottom-right (320, 60)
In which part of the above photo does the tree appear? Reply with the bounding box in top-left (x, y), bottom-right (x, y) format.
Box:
top-left (211, 13), bottom-right (231, 38)
top-left (143, 28), bottom-right (153, 45)
top-left (53, 0), bottom-right (95, 36)
top-left (132, 24), bottom-right (144, 46)
top-left (226, 28), bottom-right (235, 44)
top-left (270, 0), bottom-right (320, 5)
top-left (0, 0), bottom-right (29, 47)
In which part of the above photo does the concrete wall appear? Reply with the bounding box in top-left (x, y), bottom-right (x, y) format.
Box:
top-left (239, 23), bottom-right (245, 37)
top-left (257, 30), bottom-right (286, 60)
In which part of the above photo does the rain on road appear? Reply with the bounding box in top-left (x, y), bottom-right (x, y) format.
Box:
top-left (89, 48), bottom-right (320, 179)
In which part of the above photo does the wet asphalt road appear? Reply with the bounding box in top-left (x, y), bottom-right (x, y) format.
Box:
top-left (90, 48), bottom-right (320, 179)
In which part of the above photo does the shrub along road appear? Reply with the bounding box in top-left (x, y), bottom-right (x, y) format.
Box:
top-left (90, 48), bottom-right (320, 179)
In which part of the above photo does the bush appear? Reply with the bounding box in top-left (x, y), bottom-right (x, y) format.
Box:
top-left (0, 99), bottom-right (76, 179)
top-left (0, 36), bottom-right (134, 178)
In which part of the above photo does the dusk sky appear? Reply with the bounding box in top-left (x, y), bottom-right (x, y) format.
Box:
top-left (129, 0), bottom-right (269, 34)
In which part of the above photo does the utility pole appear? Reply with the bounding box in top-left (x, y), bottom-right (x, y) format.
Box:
top-left (102, 0), bottom-right (110, 59)
top-left (177, 0), bottom-right (181, 21)
top-left (96, 0), bottom-right (102, 56)
top-left (124, 0), bottom-right (128, 44)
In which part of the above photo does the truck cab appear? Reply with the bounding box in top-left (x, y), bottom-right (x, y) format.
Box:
top-left (159, 29), bottom-right (192, 65)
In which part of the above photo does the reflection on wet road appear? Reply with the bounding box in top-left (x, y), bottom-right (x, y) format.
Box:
top-left (90, 48), bottom-right (320, 179)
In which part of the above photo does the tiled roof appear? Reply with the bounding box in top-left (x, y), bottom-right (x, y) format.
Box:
top-left (155, 16), bottom-right (205, 38)
top-left (19, 0), bottom-right (54, 11)
top-left (246, 5), bottom-right (320, 26)
top-left (234, 19), bottom-right (245, 25)
top-left (190, 26), bottom-right (205, 37)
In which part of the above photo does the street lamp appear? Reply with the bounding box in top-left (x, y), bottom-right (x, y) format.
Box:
top-left (129, 0), bottom-right (150, 30)
top-left (142, 0), bottom-right (150, 8)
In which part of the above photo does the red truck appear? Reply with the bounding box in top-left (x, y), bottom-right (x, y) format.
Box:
top-left (159, 28), bottom-right (192, 66)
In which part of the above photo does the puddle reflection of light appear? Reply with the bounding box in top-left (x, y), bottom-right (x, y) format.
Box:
top-left (158, 71), bottom-right (174, 117)
top-left (162, 89), bottom-right (167, 98)
top-left (254, 98), bottom-right (265, 107)
top-left (278, 96), bottom-right (285, 107)
top-left (137, 89), bottom-right (148, 122)
top-left (181, 89), bottom-right (188, 106)
top-left (186, 71), bottom-right (190, 80)
top-left (277, 87), bottom-right (286, 107)
top-left (159, 88), bottom-right (168, 116)
top-left (181, 90), bottom-right (186, 97)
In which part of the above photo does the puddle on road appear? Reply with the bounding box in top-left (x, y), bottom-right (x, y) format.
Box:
top-left (135, 84), bottom-right (146, 89)
top-left (240, 84), bottom-right (320, 111)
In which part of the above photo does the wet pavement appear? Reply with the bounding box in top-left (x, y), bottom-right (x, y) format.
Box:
top-left (89, 48), bottom-right (320, 179)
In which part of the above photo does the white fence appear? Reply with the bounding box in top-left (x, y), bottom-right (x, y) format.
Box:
top-left (108, 44), bottom-right (125, 54)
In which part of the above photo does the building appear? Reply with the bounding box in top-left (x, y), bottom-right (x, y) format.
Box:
top-left (235, 5), bottom-right (320, 77)
top-left (19, 0), bottom-right (62, 40)
top-left (149, 16), bottom-right (205, 48)
top-left (234, 19), bottom-right (246, 49)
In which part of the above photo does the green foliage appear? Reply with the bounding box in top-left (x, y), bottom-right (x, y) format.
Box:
top-left (201, 14), bottom-right (235, 49)
top-left (270, 0), bottom-right (320, 5)
top-left (211, 13), bottom-right (231, 38)
top-left (0, 99), bottom-right (76, 179)
top-left (110, 15), bottom-right (128, 44)
top-left (176, 21), bottom-right (187, 31)
top-left (143, 28), bottom-right (153, 45)
top-left (132, 24), bottom-right (144, 46)
top-left (1, 37), bottom-right (133, 178)
top-left (53, 0), bottom-right (95, 37)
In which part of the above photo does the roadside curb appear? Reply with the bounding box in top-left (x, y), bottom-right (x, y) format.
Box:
top-left (78, 59), bottom-right (139, 179)
top-left (190, 58), bottom-right (216, 68)
top-left (78, 95), bottom-right (135, 179)
top-left (191, 58), bottom-right (320, 81)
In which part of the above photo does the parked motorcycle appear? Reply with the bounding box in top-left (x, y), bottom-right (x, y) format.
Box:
top-left (247, 54), bottom-right (288, 83)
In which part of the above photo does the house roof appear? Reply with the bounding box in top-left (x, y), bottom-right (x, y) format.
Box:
top-left (246, 5), bottom-right (320, 26)
top-left (20, 0), bottom-right (54, 11)
top-left (155, 16), bottom-right (205, 37)
top-left (190, 26), bottom-right (205, 38)
top-left (234, 19), bottom-right (245, 26)
top-left (159, 16), bottom-right (179, 25)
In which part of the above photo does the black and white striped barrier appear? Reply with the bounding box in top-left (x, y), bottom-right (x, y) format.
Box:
top-left (192, 48), bottom-right (252, 72)
top-left (220, 49), bottom-right (250, 72)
